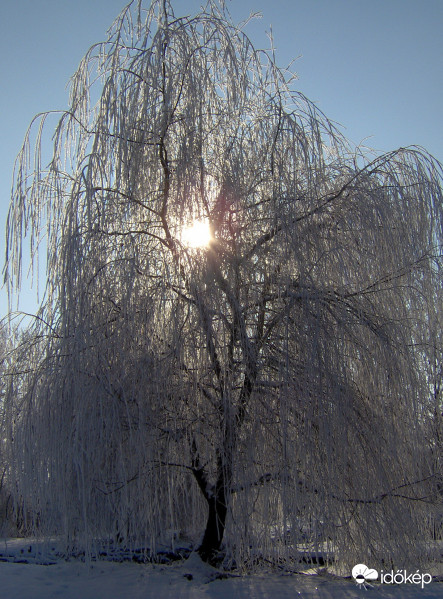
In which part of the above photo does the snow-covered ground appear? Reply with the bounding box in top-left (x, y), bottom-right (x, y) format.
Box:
top-left (1, 539), bottom-right (442, 598)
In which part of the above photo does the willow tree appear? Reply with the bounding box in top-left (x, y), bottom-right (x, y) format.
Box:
top-left (3, 0), bottom-right (443, 568)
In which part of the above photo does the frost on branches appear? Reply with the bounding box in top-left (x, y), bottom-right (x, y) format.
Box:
top-left (3, 0), bottom-right (443, 569)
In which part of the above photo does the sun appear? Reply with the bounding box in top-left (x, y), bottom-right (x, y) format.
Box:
top-left (181, 219), bottom-right (212, 248)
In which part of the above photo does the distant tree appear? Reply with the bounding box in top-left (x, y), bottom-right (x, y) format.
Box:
top-left (3, 0), bottom-right (443, 567)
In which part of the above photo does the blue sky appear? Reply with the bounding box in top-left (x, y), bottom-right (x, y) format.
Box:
top-left (1, 0), bottom-right (442, 318)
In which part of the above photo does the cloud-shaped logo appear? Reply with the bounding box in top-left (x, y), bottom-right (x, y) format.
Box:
top-left (352, 563), bottom-right (378, 588)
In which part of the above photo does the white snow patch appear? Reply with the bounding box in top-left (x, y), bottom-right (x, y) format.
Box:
top-left (0, 539), bottom-right (442, 598)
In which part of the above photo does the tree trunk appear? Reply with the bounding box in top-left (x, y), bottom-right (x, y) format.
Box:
top-left (197, 488), bottom-right (228, 563)
top-left (193, 449), bottom-right (231, 564)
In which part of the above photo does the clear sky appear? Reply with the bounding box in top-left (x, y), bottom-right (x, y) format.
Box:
top-left (1, 0), bottom-right (442, 319)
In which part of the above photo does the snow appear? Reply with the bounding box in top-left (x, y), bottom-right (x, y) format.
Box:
top-left (1, 539), bottom-right (442, 598)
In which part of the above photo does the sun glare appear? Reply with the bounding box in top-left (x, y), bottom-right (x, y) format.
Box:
top-left (182, 219), bottom-right (212, 248)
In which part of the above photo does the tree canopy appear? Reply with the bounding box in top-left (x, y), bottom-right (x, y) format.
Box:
top-left (3, 0), bottom-right (443, 569)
